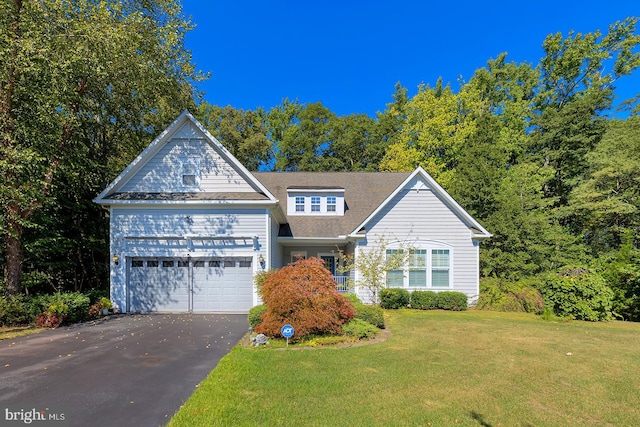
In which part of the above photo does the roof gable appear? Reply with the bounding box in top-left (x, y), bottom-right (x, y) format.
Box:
top-left (94, 111), bottom-right (276, 204)
top-left (350, 167), bottom-right (492, 240)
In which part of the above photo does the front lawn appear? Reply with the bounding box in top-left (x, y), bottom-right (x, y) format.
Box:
top-left (169, 310), bottom-right (640, 426)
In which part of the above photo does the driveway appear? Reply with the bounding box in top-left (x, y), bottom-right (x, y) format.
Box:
top-left (0, 314), bottom-right (248, 426)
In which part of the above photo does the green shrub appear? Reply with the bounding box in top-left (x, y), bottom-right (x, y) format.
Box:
top-left (435, 292), bottom-right (468, 311)
top-left (84, 289), bottom-right (109, 305)
top-left (30, 292), bottom-right (90, 326)
top-left (248, 304), bottom-right (267, 328)
top-left (355, 305), bottom-right (385, 329)
top-left (477, 277), bottom-right (544, 314)
top-left (344, 293), bottom-right (362, 306)
top-left (342, 318), bottom-right (378, 340)
top-left (0, 295), bottom-right (31, 326)
top-left (540, 268), bottom-right (613, 321)
top-left (379, 288), bottom-right (410, 309)
top-left (410, 291), bottom-right (438, 310)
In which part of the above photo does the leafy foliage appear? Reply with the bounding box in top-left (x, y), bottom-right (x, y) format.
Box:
top-left (379, 288), bottom-right (410, 309)
top-left (342, 318), bottom-right (378, 340)
top-left (476, 278), bottom-right (545, 314)
top-left (0, 295), bottom-right (30, 326)
top-left (410, 290), bottom-right (439, 310)
top-left (254, 258), bottom-right (355, 340)
top-left (248, 304), bottom-right (267, 328)
top-left (540, 268), bottom-right (614, 321)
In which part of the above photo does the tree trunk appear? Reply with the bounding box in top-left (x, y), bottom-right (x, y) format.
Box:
top-left (3, 220), bottom-right (24, 296)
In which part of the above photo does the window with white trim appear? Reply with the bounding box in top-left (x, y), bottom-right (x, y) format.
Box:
top-left (181, 158), bottom-right (199, 188)
top-left (295, 196), bottom-right (305, 212)
top-left (327, 196), bottom-right (336, 212)
top-left (431, 249), bottom-right (450, 288)
top-left (311, 196), bottom-right (321, 212)
top-left (385, 248), bottom-right (451, 288)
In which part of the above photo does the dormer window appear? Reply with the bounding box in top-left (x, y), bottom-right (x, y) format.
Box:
top-left (311, 196), bottom-right (321, 212)
top-left (287, 187), bottom-right (345, 216)
top-left (327, 196), bottom-right (336, 212)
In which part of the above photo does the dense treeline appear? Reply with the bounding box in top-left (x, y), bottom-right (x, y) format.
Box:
top-left (1, 4), bottom-right (639, 319)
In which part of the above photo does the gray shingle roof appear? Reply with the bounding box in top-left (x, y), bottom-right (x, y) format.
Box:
top-left (254, 172), bottom-right (411, 238)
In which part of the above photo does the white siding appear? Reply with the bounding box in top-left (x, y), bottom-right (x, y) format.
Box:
top-left (109, 206), bottom-right (268, 312)
top-left (120, 123), bottom-right (257, 193)
top-left (356, 176), bottom-right (480, 303)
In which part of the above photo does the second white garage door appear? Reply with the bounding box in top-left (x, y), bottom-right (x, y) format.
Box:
top-left (128, 257), bottom-right (254, 313)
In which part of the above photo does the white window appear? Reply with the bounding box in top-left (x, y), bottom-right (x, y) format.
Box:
top-left (431, 249), bottom-right (450, 288)
top-left (385, 247), bottom-right (451, 288)
top-left (327, 196), bottom-right (336, 212)
top-left (181, 158), bottom-right (199, 188)
top-left (311, 196), bottom-right (321, 212)
top-left (286, 190), bottom-right (345, 216)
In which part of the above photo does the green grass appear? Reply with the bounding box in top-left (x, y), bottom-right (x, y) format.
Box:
top-left (169, 310), bottom-right (640, 426)
top-left (0, 326), bottom-right (41, 341)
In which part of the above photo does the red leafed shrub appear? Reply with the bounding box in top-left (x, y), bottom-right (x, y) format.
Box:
top-left (254, 257), bottom-right (355, 340)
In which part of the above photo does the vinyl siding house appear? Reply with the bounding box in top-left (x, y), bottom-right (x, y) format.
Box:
top-left (94, 111), bottom-right (491, 313)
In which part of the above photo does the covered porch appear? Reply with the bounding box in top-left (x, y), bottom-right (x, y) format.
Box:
top-left (277, 237), bottom-right (356, 294)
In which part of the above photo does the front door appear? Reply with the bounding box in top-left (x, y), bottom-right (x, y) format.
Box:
top-left (320, 255), bottom-right (336, 275)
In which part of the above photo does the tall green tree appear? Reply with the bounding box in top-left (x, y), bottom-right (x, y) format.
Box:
top-left (568, 117), bottom-right (640, 254)
top-left (270, 101), bottom-right (337, 171)
top-left (531, 18), bottom-right (640, 206)
top-left (379, 79), bottom-right (475, 188)
top-left (1, 0), bottom-right (202, 295)
top-left (196, 103), bottom-right (270, 171)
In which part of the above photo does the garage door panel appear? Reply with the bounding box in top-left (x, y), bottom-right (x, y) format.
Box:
top-left (129, 258), bottom-right (189, 312)
top-left (129, 256), bottom-right (253, 313)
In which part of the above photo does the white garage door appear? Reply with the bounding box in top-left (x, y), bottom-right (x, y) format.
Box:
top-left (192, 257), bottom-right (254, 312)
top-left (128, 257), bottom-right (253, 313)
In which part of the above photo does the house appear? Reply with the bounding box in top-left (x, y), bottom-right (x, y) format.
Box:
top-left (94, 111), bottom-right (491, 313)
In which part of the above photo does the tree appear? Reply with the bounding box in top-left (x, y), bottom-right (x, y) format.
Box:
top-left (379, 79), bottom-right (475, 188)
top-left (255, 257), bottom-right (355, 340)
top-left (531, 18), bottom-right (640, 206)
top-left (271, 101), bottom-right (337, 171)
top-left (567, 117), bottom-right (640, 254)
top-left (1, 0), bottom-right (202, 295)
top-left (196, 103), bottom-right (270, 171)
top-left (338, 236), bottom-right (411, 304)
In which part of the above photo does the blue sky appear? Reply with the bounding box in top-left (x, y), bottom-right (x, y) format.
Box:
top-left (181, 0), bottom-right (639, 117)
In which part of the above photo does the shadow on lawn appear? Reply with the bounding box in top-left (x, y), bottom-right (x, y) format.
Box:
top-left (470, 411), bottom-right (534, 427)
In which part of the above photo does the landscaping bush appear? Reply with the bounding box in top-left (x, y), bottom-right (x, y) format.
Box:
top-left (0, 295), bottom-right (30, 326)
top-left (379, 288), bottom-right (410, 309)
top-left (540, 268), bottom-right (613, 321)
top-left (31, 292), bottom-right (91, 327)
top-left (248, 304), bottom-right (267, 328)
top-left (254, 258), bottom-right (355, 340)
top-left (342, 318), bottom-right (378, 340)
top-left (477, 277), bottom-right (545, 314)
top-left (84, 289), bottom-right (109, 305)
top-left (355, 305), bottom-right (385, 329)
top-left (410, 290), bottom-right (438, 310)
top-left (435, 292), bottom-right (468, 311)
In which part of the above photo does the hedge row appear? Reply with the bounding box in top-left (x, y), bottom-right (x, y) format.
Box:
top-left (379, 288), bottom-right (468, 311)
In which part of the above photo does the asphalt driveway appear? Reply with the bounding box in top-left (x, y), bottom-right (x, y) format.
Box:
top-left (0, 314), bottom-right (248, 426)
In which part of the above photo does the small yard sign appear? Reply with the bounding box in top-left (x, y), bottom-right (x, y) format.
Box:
top-left (281, 324), bottom-right (294, 346)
